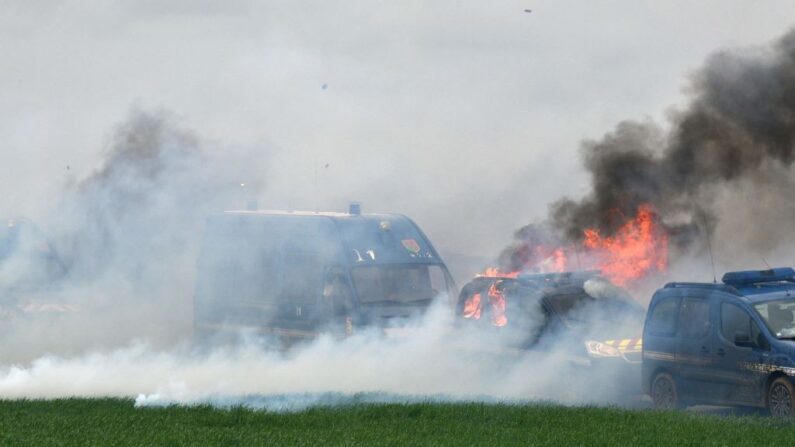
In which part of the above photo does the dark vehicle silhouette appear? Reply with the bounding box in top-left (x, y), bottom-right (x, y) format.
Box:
top-left (0, 217), bottom-right (72, 319)
top-left (194, 207), bottom-right (457, 345)
top-left (456, 270), bottom-right (645, 391)
top-left (643, 267), bottom-right (795, 417)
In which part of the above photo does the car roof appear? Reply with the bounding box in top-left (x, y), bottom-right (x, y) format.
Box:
top-left (465, 271), bottom-right (637, 305)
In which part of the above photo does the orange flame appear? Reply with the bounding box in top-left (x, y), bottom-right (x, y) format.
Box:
top-left (461, 282), bottom-right (509, 327)
top-left (477, 268), bottom-right (518, 278)
top-left (467, 204), bottom-right (668, 327)
top-left (487, 282), bottom-right (507, 327)
top-left (582, 204), bottom-right (668, 286)
top-left (462, 292), bottom-right (482, 319)
top-left (475, 204), bottom-right (668, 288)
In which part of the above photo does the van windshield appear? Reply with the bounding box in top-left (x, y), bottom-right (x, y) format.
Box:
top-left (754, 299), bottom-right (795, 339)
top-left (351, 264), bottom-right (448, 305)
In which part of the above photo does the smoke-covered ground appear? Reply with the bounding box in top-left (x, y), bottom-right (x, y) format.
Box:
top-left (1, 4), bottom-right (795, 411)
top-left (0, 302), bottom-right (642, 410)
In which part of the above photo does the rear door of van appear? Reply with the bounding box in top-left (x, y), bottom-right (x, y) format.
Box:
top-left (674, 292), bottom-right (717, 401)
top-left (643, 293), bottom-right (680, 391)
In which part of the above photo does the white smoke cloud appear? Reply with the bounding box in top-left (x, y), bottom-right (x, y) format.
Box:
top-left (0, 301), bottom-right (639, 410)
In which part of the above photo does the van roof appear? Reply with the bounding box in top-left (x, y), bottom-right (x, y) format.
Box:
top-left (224, 210), bottom-right (387, 218)
top-left (210, 210), bottom-right (444, 266)
top-left (663, 267), bottom-right (795, 303)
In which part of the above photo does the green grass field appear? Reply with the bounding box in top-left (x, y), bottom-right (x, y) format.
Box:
top-left (0, 399), bottom-right (792, 446)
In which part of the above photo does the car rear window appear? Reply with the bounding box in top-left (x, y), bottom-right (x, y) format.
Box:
top-left (647, 297), bottom-right (680, 336)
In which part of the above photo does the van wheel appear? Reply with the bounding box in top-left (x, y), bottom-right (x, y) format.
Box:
top-left (651, 372), bottom-right (679, 410)
top-left (768, 377), bottom-right (794, 418)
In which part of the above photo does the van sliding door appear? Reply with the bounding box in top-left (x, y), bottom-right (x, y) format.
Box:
top-left (674, 295), bottom-right (716, 401)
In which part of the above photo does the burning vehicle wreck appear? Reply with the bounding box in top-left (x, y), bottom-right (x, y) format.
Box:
top-left (450, 204), bottom-right (670, 397)
top-left (193, 206), bottom-right (457, 345)
top-left (456, 270), bottom-right (645, 392)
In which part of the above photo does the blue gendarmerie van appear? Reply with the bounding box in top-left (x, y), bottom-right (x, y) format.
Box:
top-left (193, 206), bottom-right (457, 345)
top-left (642, 267), bottom-right (795, 417)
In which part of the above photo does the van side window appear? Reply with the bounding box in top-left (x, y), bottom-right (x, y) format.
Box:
top-left (721, 302), bottom-right (757, 344)
top-left (750, 319), bottom-right (769, 350)
top-left (647, 297), bottom-right (680, 336)
top-left (282, 254), bottom-right (324, 304)
top-left (323, 267), bottom-right (354, 317)
top-left (678, 298), bottom-right (710, 339)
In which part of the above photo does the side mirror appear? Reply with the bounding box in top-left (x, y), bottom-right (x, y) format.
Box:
top-left (734, 331), bottom-right (754, 348)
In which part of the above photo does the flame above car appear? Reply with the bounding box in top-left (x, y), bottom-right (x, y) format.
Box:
top-left (488, 204), bottom-right (669, 288)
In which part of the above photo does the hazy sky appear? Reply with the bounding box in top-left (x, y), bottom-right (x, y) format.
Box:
top-left (2, 1), bottom-right (794, 270)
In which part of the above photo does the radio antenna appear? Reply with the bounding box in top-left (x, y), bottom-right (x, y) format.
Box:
top-left (572, 242), bottom-right (583, 272)
top-left (699, 210), bottom-right (717, 284)
top-left (761, 257), bottom-right (772, 270)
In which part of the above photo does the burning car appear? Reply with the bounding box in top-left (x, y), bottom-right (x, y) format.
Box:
top-left (456, 270), bottom-right (645, 391)
top-left (193, 205), bottom-right (457, 345)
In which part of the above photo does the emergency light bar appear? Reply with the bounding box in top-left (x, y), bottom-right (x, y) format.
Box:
top-left (722, 267), bottom-right (795, 287)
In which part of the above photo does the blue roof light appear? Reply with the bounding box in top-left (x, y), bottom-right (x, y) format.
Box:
top-left (722, 267), bottom-right (795, 287)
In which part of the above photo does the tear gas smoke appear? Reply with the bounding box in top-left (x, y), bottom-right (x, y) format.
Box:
top-left (0, 302), bottom-right (640, 410)
top-left (0, 109), bottom-right (264, 360)
top-left (62, 109), bottom-right (263, 282)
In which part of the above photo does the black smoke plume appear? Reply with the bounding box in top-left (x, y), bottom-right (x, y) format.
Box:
top-left (502, 28), bottom-right (795, 271)
top-left (57, 110), bottom-right (263, 282)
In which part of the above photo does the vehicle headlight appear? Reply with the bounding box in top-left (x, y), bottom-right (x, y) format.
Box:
top-left (585, 340), bottom-right (621, 358)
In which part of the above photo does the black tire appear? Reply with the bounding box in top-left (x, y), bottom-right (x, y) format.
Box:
top-left (767, 377), bottom-right (795, 418)
top-left (651, 372), bottom-right (680, 410)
